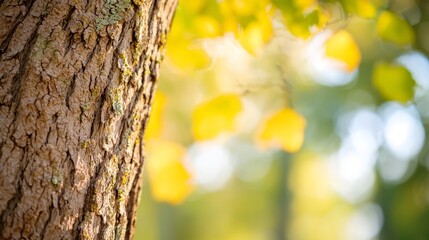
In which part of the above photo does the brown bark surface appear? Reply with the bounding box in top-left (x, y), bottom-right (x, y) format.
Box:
top-left (0, 0), bottom-right (177, 239)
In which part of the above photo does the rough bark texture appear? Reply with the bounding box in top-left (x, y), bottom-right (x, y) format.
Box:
top-left (0, 0), bottom-right (177, 239)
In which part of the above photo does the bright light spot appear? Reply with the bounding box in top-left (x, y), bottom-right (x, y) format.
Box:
top-left (339, 139), bottom-right (377, 180)
top-left (380, 103), bottom-right (425, 160)
top-left (398, 51), bottom-right (429, 119)
top-left (186, 142), bottom-right (234, 191)
top-left (306, 31), bottom-right (357, 86)
top-left (329, 144), bottom-right (376, 203)
top-left (345, 204), bottom-right (383, 240)
top-left (331, 109), bottom-right (383, 203)
top-left (349, 130), bottom-right (379, 156)
top-left (378, 151), bottom-right (410, 183)
top-left (397, 51), bottom-right (429, 91)
top-left (348, 109), bottom-right (384, 152)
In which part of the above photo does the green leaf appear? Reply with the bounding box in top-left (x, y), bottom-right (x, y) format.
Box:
top-left (377, 11), bottom-right (415, 46)
top-left (271, 0), bottom-right (294, 12)
top-left (372, 62), bottom-right (415, 103)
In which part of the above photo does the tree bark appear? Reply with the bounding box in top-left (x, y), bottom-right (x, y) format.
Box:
top-left (0, 0), bottom-right (177, 239)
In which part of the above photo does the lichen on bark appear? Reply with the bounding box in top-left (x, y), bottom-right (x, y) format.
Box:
top-left (96, 0), bottom-right (132, 30)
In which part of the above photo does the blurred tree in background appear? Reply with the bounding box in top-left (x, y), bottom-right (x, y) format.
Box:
top-left (136, 0), bottom-right (429, 239)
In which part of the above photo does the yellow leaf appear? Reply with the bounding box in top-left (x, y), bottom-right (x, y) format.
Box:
top-left (222, 16), bottom-right (239, 35)
top-left (325, 30), bottom-right (361, 71)
top-left (355, 0), bottom-right (377, 18)
top-left (180, 0), bottom-right (206, 13)
top-left (146, 140), bottom-right (193, 205)
top-left (372, 62), bottom-right (415, 103)
top-left (145, 92), bottom-right (166, 141)
top-left (193, 94), bottom-right (243, 140)
top-left (294, 0), bottom-right (316, 11)
top-left (237, 15), bottom-right (273, 55)
top-left (317, 7), bottom-right (332, 27)
top-left (229, 0), bottom-right (259, 16)
top-left (166, 40), bottom-right (210, 71)
top-left (256, 108), bottom-right (306, 153)
top-left (377, 11), bottom-right (415, 46)
top-left (193, 15), bottom-right (221, 38)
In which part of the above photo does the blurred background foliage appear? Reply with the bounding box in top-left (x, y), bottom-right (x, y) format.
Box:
top-left (135, 0), bottom-right (429, 239)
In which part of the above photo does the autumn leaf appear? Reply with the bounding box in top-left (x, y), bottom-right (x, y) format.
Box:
top-left (238, 22), bottom-right (272, 55)
top-left (236, 11), bottom-right (273, 55)
top-left (193, 15), bottom-right (221, 38)
top-left (256, 108), bottom-right (306, 153)
top-left (229, 0), bottom-right (259, 16)
top-left (180, 0), bottom-right (206, 13)
top-left (146, 140), bottom-right (193, 205)
top-left (165, 40), bottom-right (211, 71)
top-left (372, 62), bottom-right (415, 103)
top-left (325, 30), bottom-right (361, 72)
top-left (193, 94), bottom-right (243, 140)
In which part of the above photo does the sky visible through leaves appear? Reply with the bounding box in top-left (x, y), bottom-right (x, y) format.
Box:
top-left (135, 0), bottom-right (429, 239)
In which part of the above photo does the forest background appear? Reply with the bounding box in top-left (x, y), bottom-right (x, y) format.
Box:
top-left (136, 0), bottom-right (429, 239)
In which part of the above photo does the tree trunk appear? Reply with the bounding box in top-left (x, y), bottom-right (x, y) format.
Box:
top-left (0, 0), bottom-right (177, 238)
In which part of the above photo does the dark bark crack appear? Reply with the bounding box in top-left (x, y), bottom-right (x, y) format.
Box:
top-left (65, 74), bottom-right (77, 110)
top-left (40, 202), bottom-right (54, 240)
top-left (0, 145), bottom-right (30, 234)
top-left (62, 6), bottom-right (75, 30)
top-left (0, 0), bottom-right (36, 54)
top-left (10, 16), bottom-right (43, 105)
